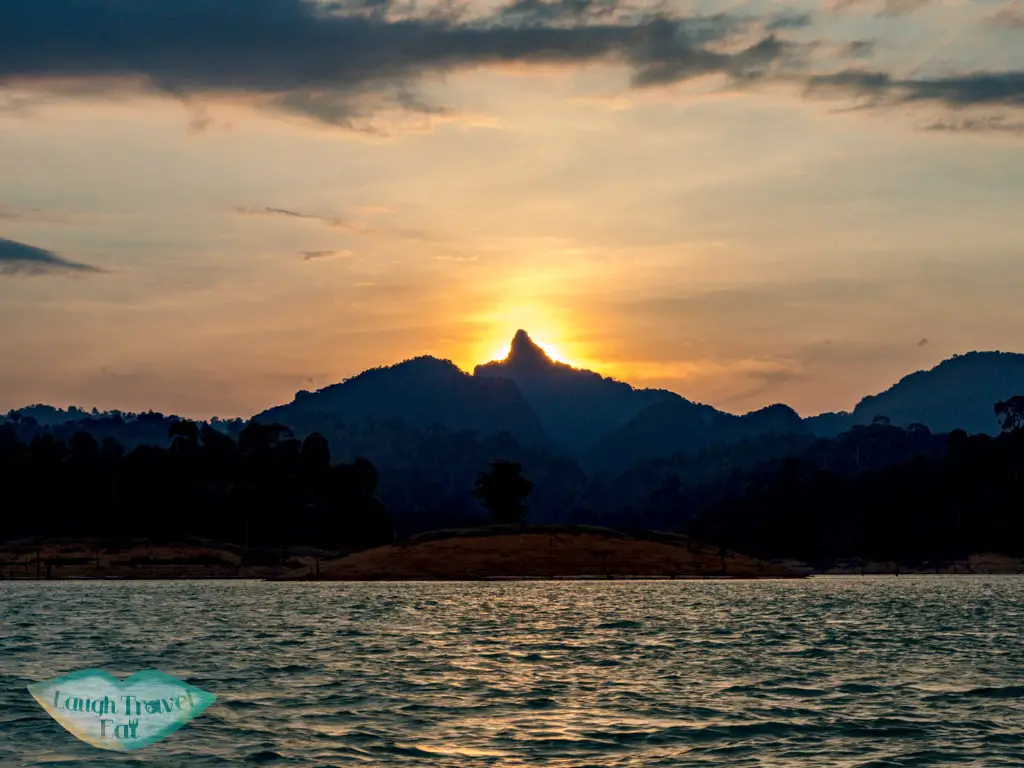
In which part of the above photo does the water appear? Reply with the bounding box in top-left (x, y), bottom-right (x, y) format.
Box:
top-left (2, 577), bottom-right (1023, 767)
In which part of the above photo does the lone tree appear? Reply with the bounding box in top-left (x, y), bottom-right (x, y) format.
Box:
top-left (995, 396), bottom-right (1024, 434)
top-left (475, 460), bottom-right (533, 525)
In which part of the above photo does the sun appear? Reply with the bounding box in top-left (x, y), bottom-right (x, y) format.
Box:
top-left (535, 340), bottom-right (567, 363)
top-left (487, 337), bottom-right (570, 365)
top-left (471, 304), bottom-right (579, 368)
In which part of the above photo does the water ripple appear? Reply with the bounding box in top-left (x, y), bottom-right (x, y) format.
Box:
top-left (2, 577), bottom-right (1024, 766)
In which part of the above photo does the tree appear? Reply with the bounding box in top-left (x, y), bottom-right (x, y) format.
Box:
top-left (101, 436), bottom-right (125, 461)
top-left (301, 433), bottom-right (331, 477)
top-left (238, 422), bottom-right (292, 455)
top-left (168, 420), bottom-right (200, 454)
top-left (474, 460), bottom-right (533, 524)
top-left (69, 431), bottom-right (100, 462)
top-left (995, 396), bottom-right (1024, 434)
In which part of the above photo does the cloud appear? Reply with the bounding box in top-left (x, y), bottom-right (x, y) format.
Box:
top-left (917, 337), bottom-right (929, 347)
top-left (619, 355), bottom-right (810, 410)
top-left (233, 206), bottom-right (367, 232)
top-left (0, 238), bottom-right (104, 276)
top-left (804, 70), bottom-right (1024, 109)
top-left (235, 204), bottom-right (448, 244)
top-left (0, 0), bottom-right (789, 126)
top-left (630, 33), bottom-right (795, 89)
top-left (1, 0), bottom-right (1019, 136)
top-left (925, 114), bottom-right (1024, 134)
top-left (300, 249), bottom-right (354, 261)
top-left (990, 3), bottom-right (1024, 29)
top-left (829, 0), bottom-right (933, 16)
top-left (877, 0), bottom-right (932, 17)
top-left (843, 40), bottom-right (875, 59)
top-left (0, 204), bottom-right (86, 225)
top-left (0, 205), bottom-right (32, 221)
top-left (569, 93), bottom-right (634, 109)
top-left (496, 0), bottom-right (621, 25)
top-left (766, 12), bottom-right (814, 30)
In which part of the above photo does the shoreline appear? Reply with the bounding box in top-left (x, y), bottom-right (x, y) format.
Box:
top-left (3, 534), bottom-right (1022, 582)
top-left (5, 572), bottom-right (1024, 582)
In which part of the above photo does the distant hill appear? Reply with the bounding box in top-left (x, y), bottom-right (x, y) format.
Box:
top-left (3, 404), bottom-right (96, 427)
top-left (0, 407), bottom-right (244, 451)
top-left (252, 355), bottom-right (546, 444)
top-left (8, 341), bottom-right (1024, 562)
top-left (802, 411), bottom-right (852, 440)
top-left (587, 400), bottom-right (808, 474)
top-left (9, 342), bottom-right (1024, 468)
top-left (474, 330), bottom-right (677, 456)
top-left (807, 351), bottom-right (1024, 437)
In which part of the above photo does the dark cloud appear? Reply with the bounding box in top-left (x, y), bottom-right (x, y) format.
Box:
top-left (497, 0), bottom-right (621, 25)
top-left (805, 69), bottom-right (1024, 108)
top-left (300, 249), bottom-right (353, 261)
top-left (0, 0), bottom-right (788, 125)
top-left (732, 365), bottom-right (810, 403)
top-left (766, 11), bottom-right (814, 30)
top-left (925, 114), bottom-right (1024, 134)
top-left (630, 34), bottom-right (793, 88)
top-left (0, 238), bottom-right (104, 276)
top-left (233, 206), bottom-right (366, 232)
top-left (1, 0), bottom-right (1019, 133)
top-left (898, 73), bottom-right (1024, 107)
top-left (844, 40), bottom-right (875, 58)
top-left (917, 337), bottom-right (929, 347)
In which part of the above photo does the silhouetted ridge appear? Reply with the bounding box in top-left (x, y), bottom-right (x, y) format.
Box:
top-left (807, 351), bottom-right (1024, 437)
top-left (8, 340), bottom-right (1024, 565)
top-left (507, 329), bottom-right (553, 369)
top-left (254, 354), bottom-right (545, 442)
top-left (10, 342), bottom-right (1024, 491)
top-left (324, 356), bottom-right (466, 390)
top-left (742, 403), bottom-right (806, 431)
top-left (586, 400), bottom-right (807, 473)
top-left (475, 331), bottom-right (679, 456)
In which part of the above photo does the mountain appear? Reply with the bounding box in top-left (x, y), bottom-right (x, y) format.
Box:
top-left (802, 411), bottom-right (852, 440)
top-left (807, 351), bottom-right (1024, 437)
top-left (9, 341), bottom-right (1024, 467)
top-left (586, 400), bottom-right (807, 474)
top-left (252, 355), bottom-right (546, 443)
top-left (473, 330), bottom-right (678, 456)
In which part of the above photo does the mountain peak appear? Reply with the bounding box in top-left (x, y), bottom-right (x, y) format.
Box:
top-left (508, 329), bottom-right (552, 367)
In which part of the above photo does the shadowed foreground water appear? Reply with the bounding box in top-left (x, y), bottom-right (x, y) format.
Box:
top-left (2, 578), bottom-right (1024, 767)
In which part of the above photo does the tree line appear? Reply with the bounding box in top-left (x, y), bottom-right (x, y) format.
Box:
top-left (684, 400), bottom-right (1024, 565)
top-left (0, 421), bottom-right (394, 552)
top-left (2, 398), bottom-right (1023, 564)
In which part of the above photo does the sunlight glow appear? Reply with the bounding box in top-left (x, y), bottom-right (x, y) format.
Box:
top-left (466, 300), bottom-right (581, 369)
top-left (488, 338), bottom-right (570, 365)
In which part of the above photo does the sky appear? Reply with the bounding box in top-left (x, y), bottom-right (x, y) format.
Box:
top-left (1, 0), bottom-right (1022, 419)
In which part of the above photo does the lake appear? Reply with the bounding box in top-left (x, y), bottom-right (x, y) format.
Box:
top-left (2, 577), bottom-right (1023, 766)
